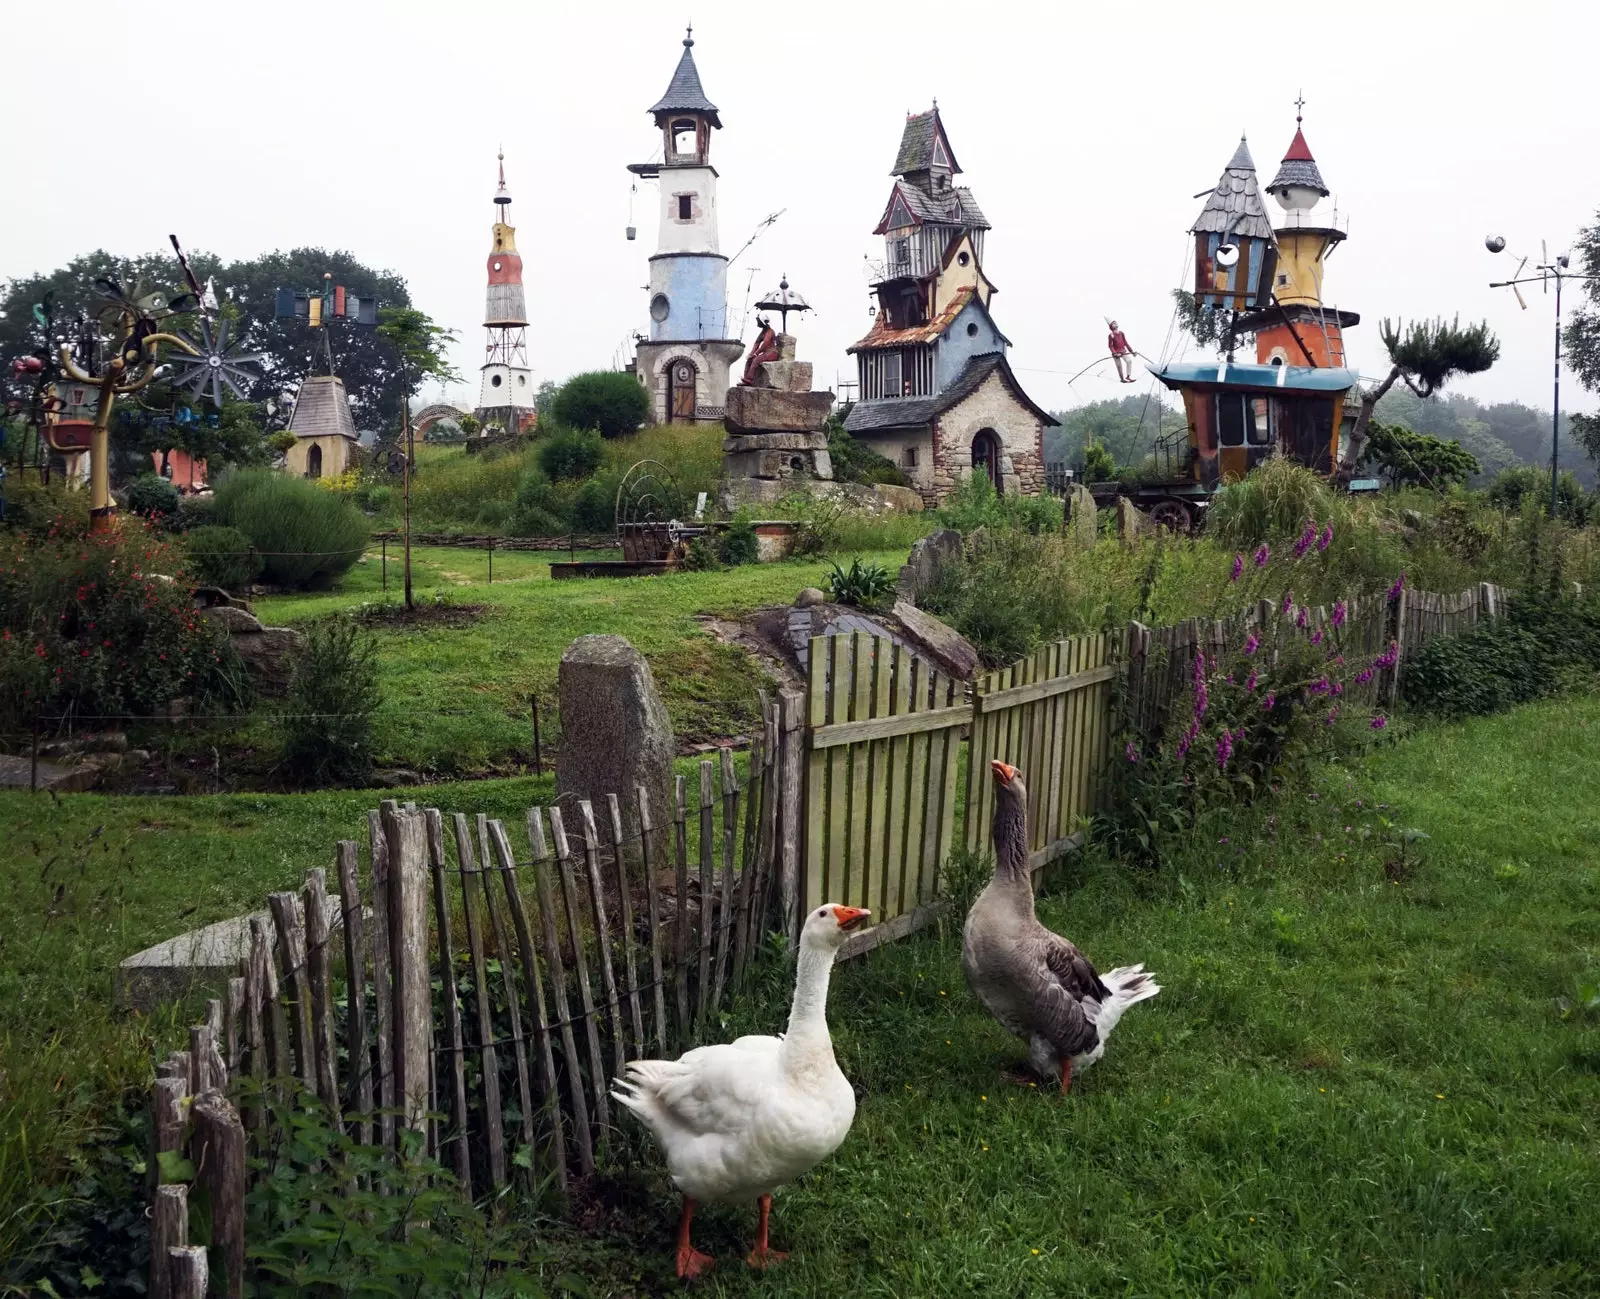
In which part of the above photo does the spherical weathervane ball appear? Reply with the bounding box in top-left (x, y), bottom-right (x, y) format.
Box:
top-left (1485, 234), bottom-right (1507, 254)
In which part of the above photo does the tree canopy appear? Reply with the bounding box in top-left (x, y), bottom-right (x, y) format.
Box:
top-left (1564, 211), bottom-right (1600, 397)
top-left (1358, 420), bottom-right (1481, 490)
top-left (551, 371), bottom-right (652, 439)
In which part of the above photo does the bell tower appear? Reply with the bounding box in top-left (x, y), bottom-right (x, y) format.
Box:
top-left (625, 27), bottom-right (743, 424)
top-left (475, 152), bottom-right (537, 433)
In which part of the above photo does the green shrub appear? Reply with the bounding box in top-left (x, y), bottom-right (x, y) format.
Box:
top-left (280, 616), bottom-right (380, 786)
top-left (537, 427), bottom-right (605, 481)
top-left (719, 513), bottom-right (760, 566)
top-left (826, 420), bottom-right (911, 487)
top-left (1485, 465), bottom-right (1591, 525)
top-left (572, 472), bottom-right (622, 533)
top-left (211, 469), bottom-right (369, 589)
top-left (177, 493), bottom-right (217, 530)
top-left (508, 472), bottom-right (572, 537)
top-left (934, 469), bottom-right (1063, 535)
top-left (1081, 438), bottom-right (1116, 484)
top-left (0, 518), bottom-right (238, 734)
top-left (551, 370), bottom-right (652, 438)
top-left (185, 525), bottom-right (264, 591)
top-left (1207, 453), bottom-right (1338, 548)
top-left (0, 473), bottom-right (89, 539)
top-left (826, 557), bottom-right (895, 611)
top-left (124, 473), bottom-right (180, 525)
top-left (680, 536), bottom-right (722, 571)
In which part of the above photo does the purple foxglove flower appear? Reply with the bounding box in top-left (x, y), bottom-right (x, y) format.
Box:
top-left (1254, 543), bottom-right (1271, 568)
top-left (1332, 600), bottom-right (1347, 629)
top-left (1216, 727), bottom-right (1235, 769)
top-left (1246, 668), bottom-right (1258, 692)
top-left (1371, 715), bottom-right (1387, 730)
top-left (1355, 667), bottom-right (1374, 684)
top-left (1231, 553), bottom-right (1244, 582)
top-left (1332, 682), bottom-right (1343, 696)
top-left (1319, 523), bottom-right (1333, 551)
top-left (1125, 741), bottom-right (1140, 763)
top-left (1262, 692), bottom-right (1276, 711)
top-left (1325, 706), bottom-right (1340, 726)
top-left (1387, 571), bottom-right (1406, 602)
top-left (1244, 633), bottom-right (1260, 656)
top-left (1310, 629), bottom-right (1324, 646)
top-left (1297, 607), bottom-right (1309, 628)
top-left (1294, 521), bottom-right (1315, 559)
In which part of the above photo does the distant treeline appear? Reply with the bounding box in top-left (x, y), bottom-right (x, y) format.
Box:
top-left (1044, 391), bottom-right (1593, 489)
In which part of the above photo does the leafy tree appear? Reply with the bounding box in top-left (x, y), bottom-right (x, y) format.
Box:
top-left (1080, 438), bottom-right (1117, 485)
top-left (1484, 464), bottom-right (1591, 525)
top-left (534, 379), bottom-right (561, 418)
top-left (551, 371), bottom-right (651, 438)
top-left (1047, 394), bottom-right (1185, 470)
top-left (1341, 317), bottom-right (1499, 482)
top-left (1358, 420), bottom-right (1481, 490)
top-left (1171, 289), bottom-right (1225, 350)
top-left (1572, 411), bottom-right (1600, 470)
top-left (1564, 211), bottom-right (1600, 396)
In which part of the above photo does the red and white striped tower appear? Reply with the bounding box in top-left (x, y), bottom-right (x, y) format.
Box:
top-left (475, 151), bottom-right (537, 432)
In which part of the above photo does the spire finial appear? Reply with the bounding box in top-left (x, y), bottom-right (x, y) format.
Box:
top-left (684, 22), bottom-right (693, 46)
top-left (1294, 90), bottom-right (1306, 124)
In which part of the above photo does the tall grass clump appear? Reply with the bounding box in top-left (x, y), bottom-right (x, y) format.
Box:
top-left (935, 469), bottom-right (1064, 535)
top-left (280, 616), bottom-right (380, 786)
top-left (211, 470), bottom-right (369, 589)
top-left (1206, 452), bottom-right (1342, 548)
top-left (408, 442), bottom-right (538, 531)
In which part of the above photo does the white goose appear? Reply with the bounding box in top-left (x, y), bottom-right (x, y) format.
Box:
top-left (613, 901), bottom-right (869, 1279)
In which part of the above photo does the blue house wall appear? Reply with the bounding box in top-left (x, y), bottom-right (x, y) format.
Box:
top-left (934, 298), bottom-right (1008, 389)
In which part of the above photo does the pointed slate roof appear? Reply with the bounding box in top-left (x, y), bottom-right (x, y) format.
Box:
top-left (1191, 136), bottom-right (1276, 240)
top-left (288, 374), bottom-right (357, 441)
top-left (648, 28), bottom-right (721, 127)
top-left (843, 354), bottom-right (1059, 432)
top-left (873, 180), bottom-right (990, 234)
top-left (1266, 126), bottom-right (1329, 198)
top-left (892, 107), bottom-right (961, 177)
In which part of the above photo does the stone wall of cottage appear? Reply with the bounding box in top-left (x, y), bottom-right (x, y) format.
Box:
top-left (928, 371), bottom-right (1046, 503)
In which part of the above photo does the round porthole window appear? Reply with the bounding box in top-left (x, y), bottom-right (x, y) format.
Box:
top-left (517, 374), bottom-right (527, 385)
top-left (958, 251), bottom-right (970, 267)
top-left (966, 322), bottom-right (979, 337)
top-left (650, 293), bottom-right (671, 322)
top-left (491, 373), bottom-right (503, 387)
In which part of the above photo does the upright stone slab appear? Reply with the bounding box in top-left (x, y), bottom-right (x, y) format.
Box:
top-left (1116, 495), bottom-right (1143, 546)
top-left (1068, 484), bottom-right (1098, 546)
top-left (557, 635), bottom-right (675, 822)
top-left (896, 528), bottom-right (963, 604)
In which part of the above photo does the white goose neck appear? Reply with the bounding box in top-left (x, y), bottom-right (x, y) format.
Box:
top-left (782, 942), bottom-right (838, 1068)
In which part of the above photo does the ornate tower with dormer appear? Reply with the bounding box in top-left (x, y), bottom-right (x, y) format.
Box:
top-left (475, 152), bottom-right (537, 434)
top-left (843, 105), bottom-right (1055, 503)
top-left (626, 28), bottom-right (743, 424)
top-left (1236, 103), bottom-right (1360, 370)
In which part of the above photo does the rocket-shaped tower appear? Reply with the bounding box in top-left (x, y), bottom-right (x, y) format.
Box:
top-left (475, 152), bottom-right (537, 434)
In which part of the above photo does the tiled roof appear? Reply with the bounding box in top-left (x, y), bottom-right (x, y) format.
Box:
top-left (887, 180), bottom-right (989, 231)
top-left (1267, 127), bottom-right (1328, 196)
top-left (848, 287), bottom-right (976, 353)
top-left (892, 108), bottom-right (961, 176)
top-left (843, 353), bottom-right (1060, 433)
top-left (647, 33), bottom-right (720, 125)
top-left (288, 374), bottom-right (357, 441)
top-left (1191, 136), bottom-right (1276, 241)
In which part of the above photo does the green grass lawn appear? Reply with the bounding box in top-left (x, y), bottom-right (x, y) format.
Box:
top-left (253, 550), bottom-right (906, 774)
top-left (3, 697), bottom-right (1596, 1294)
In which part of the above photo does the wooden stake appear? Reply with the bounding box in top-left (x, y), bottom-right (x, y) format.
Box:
top-left (477, 813), bottom-right (537, 1174)
top-left (366, 810), bottom-right (396, 1150)
top-left (672, 775), bottom-right (691, 1041)
top-left (381, 802), bottom-right (431, 1134)
top-left (605, 794), bottom-right (646, 1051)
top-left (267, 892), bottom-right (317, 1097)
top-left (335, 840), bottom-right (374, 1146)
top-left (636, 786), bottom-right (669, 1053)
top-left (191, 1091), bottom-right (246, 1299)
top-left (150, 1183), bottom-right (187, 1299)
top-left (550, 806), bottom-right (611, 1134)
top-left (168, 1245), bottom-right (207, 1299)
top-left (424, 811), bottom-right (472, 1193)
top-left (452, 813), bottom-right (506, 1190)
top-left (301, 868), bottom-right (341, 1118)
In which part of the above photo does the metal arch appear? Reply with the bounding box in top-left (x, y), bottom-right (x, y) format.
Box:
top-left (614, 459), bottom-right (686, 532)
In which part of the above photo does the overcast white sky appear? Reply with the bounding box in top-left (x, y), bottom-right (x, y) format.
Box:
top-left (3, 0), bottom-right (1595, 420)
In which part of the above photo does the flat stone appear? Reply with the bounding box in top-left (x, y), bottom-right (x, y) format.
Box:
top-left (200, 605), bottom-right (264, 634)
top-left (757, 360), bottom-right (814, 393)
top-left (724, 448), bottom-right (833, 480)
top-left (116, 896), bottom-right (348, 1013)
top-left (371, 768), bottom-right (422, 788)
top-left (231, 625), bottom-right (305, 697)
top-left (893, 600), bottom-right (980, 680)
top-left (38, 731), bottom-right (128, 759)
top-left (723, 432), bottom-right (829, 453)
top-left (795, 587), bottom-right (827, 608)
top-left (724, 386), bottom-right (834, 434)
top-left (0, 753), bottom-right (101, 792)
top-left (897, 528), bottom-right (962, 604)
top-left (557, 635), bottom-right (675, 830)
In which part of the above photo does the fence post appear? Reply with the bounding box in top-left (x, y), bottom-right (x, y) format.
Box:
top-left (487, 536), bottom-right (494, 584)
top-left (191, 1091), bottom-right (246, 1299)
top-left (778, 687), bottom-right (805, 946)
top-left (381, 802), bottom-right (431, 1134)
top-left (381, 537), bottom-right (387, 591)
top-left (1388, 585), bottom-right (1408, 706)
top-left (168, 1246), bottom-right (207, 1299)
top-left (531, 693), bottom-right (542, 776)
top-left (150, 1182), bottom-right (187, 1299)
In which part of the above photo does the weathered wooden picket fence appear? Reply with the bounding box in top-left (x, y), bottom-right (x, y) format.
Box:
top-left (147, 726), bottom-right (798, 1297)
top-left (145, 580), bottom-right (1511, 1293)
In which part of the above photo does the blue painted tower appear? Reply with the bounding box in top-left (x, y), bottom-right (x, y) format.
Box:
top-left (627, 27), bottom-right (743, 423)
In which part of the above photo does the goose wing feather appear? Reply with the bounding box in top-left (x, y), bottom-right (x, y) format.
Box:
top-left (622, 1038), bottom-right (782, 1138)
top-left (1039, 930), bottom-right (1113, 1004)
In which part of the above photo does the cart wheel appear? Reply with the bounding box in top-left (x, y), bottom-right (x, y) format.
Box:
top-left (1146, 499), bottom-right (1193, 533)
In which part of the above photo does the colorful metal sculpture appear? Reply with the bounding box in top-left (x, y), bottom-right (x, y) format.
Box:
top-left (163, 314), bottom-right (265, 407)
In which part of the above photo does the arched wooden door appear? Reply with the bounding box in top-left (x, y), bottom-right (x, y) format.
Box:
top-left (971, 429), bottom-right (1001, 490)
top-left (307, 443), bottom-right (323, 479)
top-left (667, 360), bottom-right (698, 423)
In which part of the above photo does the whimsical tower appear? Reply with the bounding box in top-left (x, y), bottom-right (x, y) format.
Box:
top-left (626, 27), bottom-right (743, 424)
top-left (475, 152), bottom-right (537, 434)
top-left (1189, 136), bottom-right (1279, 319)
top-left (1241, 101), bottom-right (1360, 369)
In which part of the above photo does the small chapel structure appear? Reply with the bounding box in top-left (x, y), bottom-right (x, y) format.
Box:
top-left (625, 28), bottom-right (743, 424)
top-left (843, 105), bottom-right (1055, 504)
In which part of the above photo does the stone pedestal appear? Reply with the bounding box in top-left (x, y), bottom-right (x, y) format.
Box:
top-left (720, 333), bottom-right (835, 510)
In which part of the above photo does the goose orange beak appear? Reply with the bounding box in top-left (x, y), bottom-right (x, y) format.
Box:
top-left (833, 906), bottom-right (871, 932)
top-left (991, 760), bottom-right (1018, 785)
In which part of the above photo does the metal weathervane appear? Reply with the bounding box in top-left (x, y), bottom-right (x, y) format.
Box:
top-left (164, 314), bottom-right (266, 406)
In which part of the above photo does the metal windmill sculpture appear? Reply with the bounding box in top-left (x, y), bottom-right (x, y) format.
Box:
top-left (164, 314), bottom-right (265, 407)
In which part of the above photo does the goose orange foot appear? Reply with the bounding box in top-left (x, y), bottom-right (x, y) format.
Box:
top-left (675, 1197), bottom-right (715, 1280)
top-left (745, 1194), bottom-right (789, 1270)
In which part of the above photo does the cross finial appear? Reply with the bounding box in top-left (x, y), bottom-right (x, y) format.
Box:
top-left (1294, 90), bottom-right (1306, 123)
top-left (684, 22), bottom-right (693, 46)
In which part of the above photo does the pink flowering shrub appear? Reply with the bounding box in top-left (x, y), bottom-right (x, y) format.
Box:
top-left (0, 515), bottom-right (242, 734)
